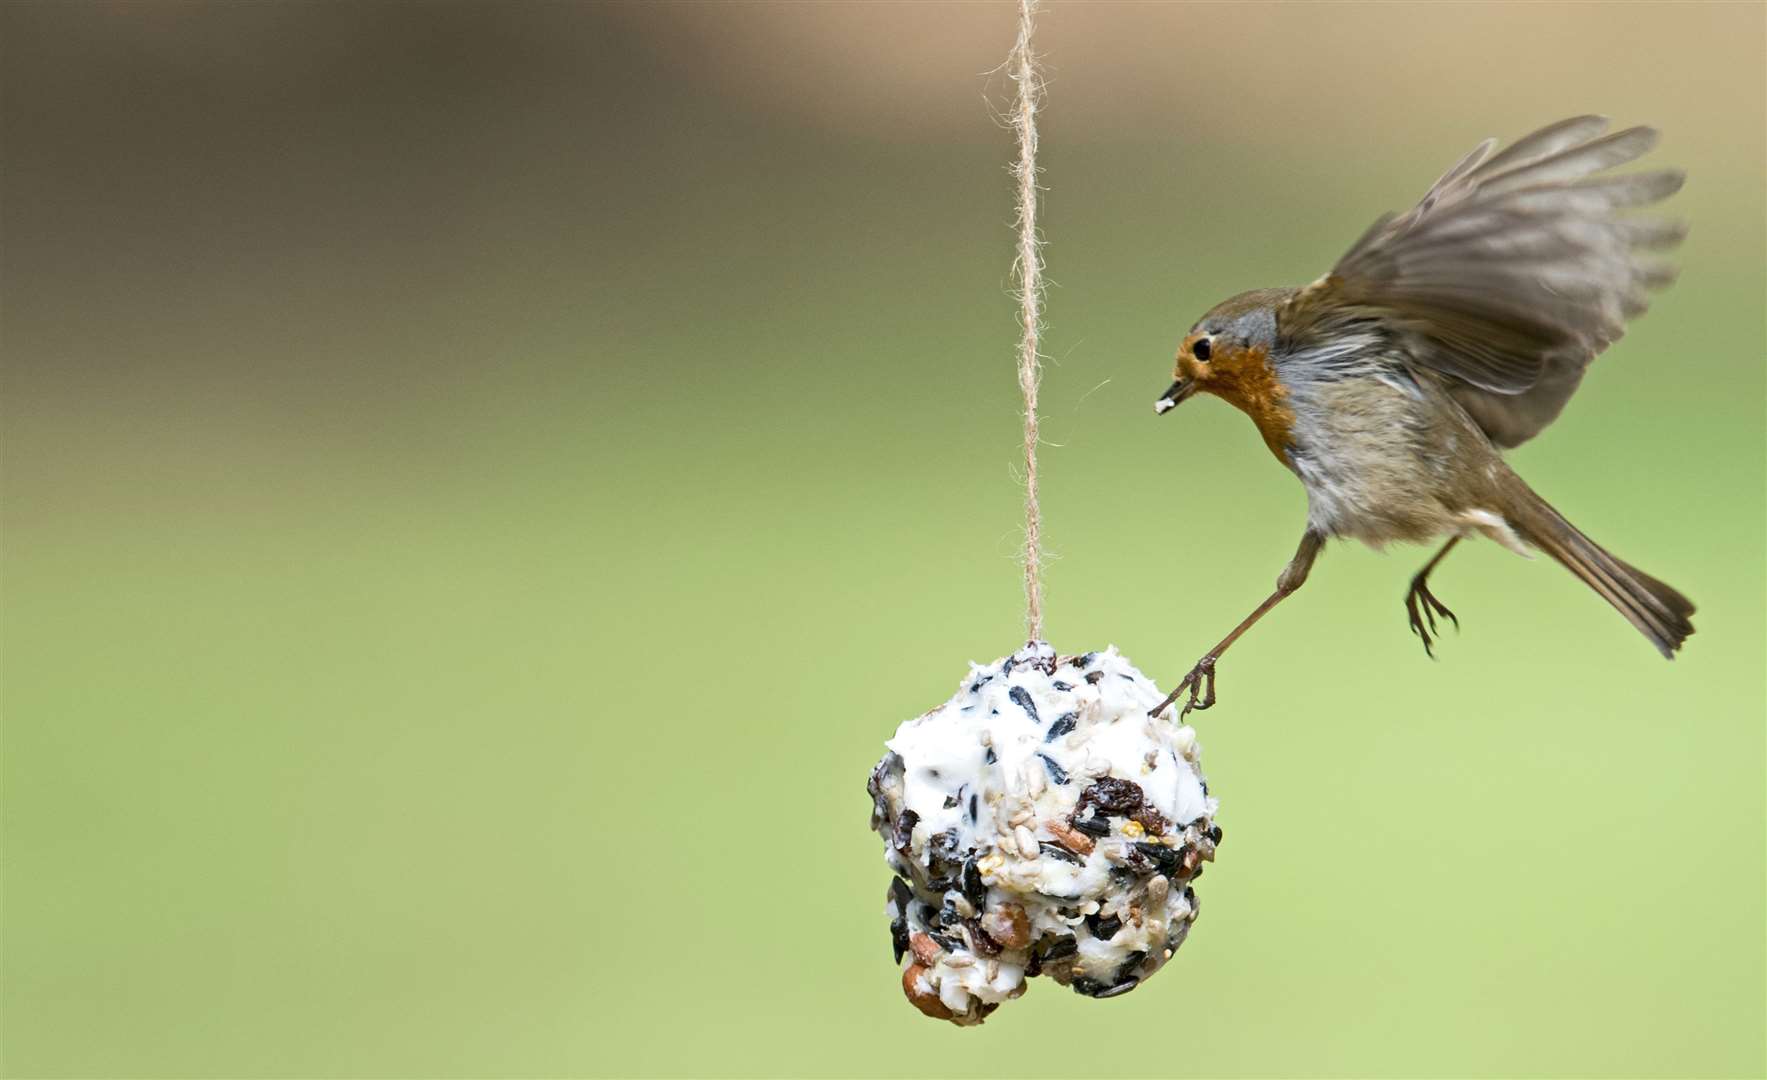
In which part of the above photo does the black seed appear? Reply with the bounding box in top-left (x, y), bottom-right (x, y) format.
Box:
top-left (1071, 974), bottom-right (1139, 998)
top-left (1201, 779), bottom-right (1210, 796)
top-left (1040, 934), bottom-right (1078, 961)
top-left (1092, 977), bottom-right (1139, 999)
top-left (1183, 886), bottom-right (1196, 906)
top-left (943, 793), bottom-right (959, 809)
top-left (983, 747), bottom-right (997, 765)
top-left (1134, 841), bottom-right (1181, 875)
top-left (1118, 673), bottom-right (1135, 682)
top-left (1209, 824), bottom-right (1223, 844)
top-left (961, 856), bottom-right (988, 909)
top-left (1085, 912), bottom-right (1123, 941)
top-left (1075, 652), bottom-right (1098, 668)
top-left (1115, 949), bottom-right (1149, 983)
top-left (969, 675), bottom-right (992, 694)
top-left (1044, 712), bottom-right (1078, 742)
top-left (1025, 950), bottom-right (1043, 977)
top-left (1038, 753), bottom-right (1069, 785)
top-left (887, 881), bottom-right (913, 963)
top-left (890, 809), bottom-right (919, 853)
top-left (1002, 656), bottom-right (1017, 675)
top-left (1038, 841), bottom-right (1084, 865)
top-left (928, 931), bottom-right (961, 953)
top-left (968, 793), bottom-right (979, 822)
top-left (1070, 814), bottom-right (1110, 838)
top-left (1108, 866), bottom-right (1137, 887)
top-left (1009, 686), bottom-right (1040, 724)
top-left (921, 903), bottom-right (941, 927)
top-left (1052, 681), bottom-right (1073, 691)
top-left (1084, 671), bottom-right (1104, 685)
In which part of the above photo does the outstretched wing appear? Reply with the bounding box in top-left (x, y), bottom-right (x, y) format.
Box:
top-left (1280, 116), bottom-right (1685, 447)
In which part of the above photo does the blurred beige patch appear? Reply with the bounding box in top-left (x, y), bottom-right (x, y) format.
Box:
top-left (608, 1), bottom-right (1762, 167)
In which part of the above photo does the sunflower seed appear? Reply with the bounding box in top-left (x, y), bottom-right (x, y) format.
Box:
top-left (1115, 950), bottom-right (1149, 983)
top-left (1038, 841), bottom-right (1084, 865)
top-left (1044, 712), bottom-right (1078, 742)
top-left (961, 856), bottom-right (988, 909)
top-left (1070, 814), bottom-right (1110, 838)
top-left (1039, 934), bottom-right (1078, 961)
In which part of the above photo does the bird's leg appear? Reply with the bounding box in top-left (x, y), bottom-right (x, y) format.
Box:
top-left (1405, 537), bottom-right (1461, 657)
top-left (1151, 530), bottom-right (1325, 719)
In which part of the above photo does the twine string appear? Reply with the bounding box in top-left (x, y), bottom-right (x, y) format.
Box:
top-left (1008, 0), bottom-right (1045, 642)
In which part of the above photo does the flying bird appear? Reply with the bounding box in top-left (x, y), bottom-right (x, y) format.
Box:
top-left (1151, 116), bottom-right (1694, 717)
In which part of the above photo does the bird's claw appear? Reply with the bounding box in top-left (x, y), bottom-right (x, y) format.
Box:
top-left (1405, 575), bottom-right (1459, 657)
top-left (1150, 656), bottom-right (1218, 720)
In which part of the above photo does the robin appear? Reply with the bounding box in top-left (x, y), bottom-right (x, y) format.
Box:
top-left (1150, 116), bottom-right (1695, 718)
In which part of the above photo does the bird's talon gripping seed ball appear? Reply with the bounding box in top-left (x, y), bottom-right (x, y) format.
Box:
top-left (867, 641), bottom-right (1221, 1025)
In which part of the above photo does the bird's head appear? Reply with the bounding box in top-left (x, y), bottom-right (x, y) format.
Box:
top-left (1154, 287), bottom-right (1298, 463)
top-left (1154, 288), bottom-right (1290, 416)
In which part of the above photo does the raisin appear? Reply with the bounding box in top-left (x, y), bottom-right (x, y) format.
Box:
top-left (1076, 777), bottom-right (1146, 816)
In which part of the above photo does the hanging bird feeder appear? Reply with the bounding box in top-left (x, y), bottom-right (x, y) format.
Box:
top-left (865, 0), bottom-right (1222, 1026)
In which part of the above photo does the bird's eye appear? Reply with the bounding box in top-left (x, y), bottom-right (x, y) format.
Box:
top-left (1193, 338), bottom-right (1212, 362)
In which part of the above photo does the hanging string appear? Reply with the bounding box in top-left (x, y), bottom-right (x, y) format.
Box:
top-left (1008, 0), bottom-right (1046, 642)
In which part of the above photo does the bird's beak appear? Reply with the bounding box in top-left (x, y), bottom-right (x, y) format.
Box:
top-left (1154, 377), bottom-right (1195, 416)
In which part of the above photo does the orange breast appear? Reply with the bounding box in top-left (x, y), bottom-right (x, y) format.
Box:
top-left (1204, 344), bottom-right (1295, 465)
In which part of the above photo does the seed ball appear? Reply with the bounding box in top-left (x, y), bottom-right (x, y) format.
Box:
top-left (866, 641), bottom-right (1222, 1025)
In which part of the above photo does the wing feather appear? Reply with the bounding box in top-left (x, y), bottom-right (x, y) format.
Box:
top-left (1475, 114), bottom-right (1612, 173)
top-left (1280, 117), bottom-right (1685, 447)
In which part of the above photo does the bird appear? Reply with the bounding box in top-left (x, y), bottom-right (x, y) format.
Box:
top-left (1149, 115), bottom-right (1695, 719)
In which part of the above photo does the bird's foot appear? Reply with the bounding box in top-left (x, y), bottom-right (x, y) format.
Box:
top-left (1150, 656), bottom-right (1218, 720)
top-left (1405, 575), bottom-right (1459, 657)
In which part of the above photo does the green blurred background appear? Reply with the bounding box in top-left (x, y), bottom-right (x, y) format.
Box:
top-left (3, 2), bottom-right (1762, 1076)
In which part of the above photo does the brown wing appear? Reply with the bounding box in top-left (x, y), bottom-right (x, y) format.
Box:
top-left (1280, 116), bottom-right (1685, 447)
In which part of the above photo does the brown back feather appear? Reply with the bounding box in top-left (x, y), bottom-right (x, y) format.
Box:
top-left (1280, 116), bottom-right (1685, 448)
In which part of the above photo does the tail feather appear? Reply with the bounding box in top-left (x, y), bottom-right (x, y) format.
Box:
top-left (1505, 485), bottom-right (1695, 657)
